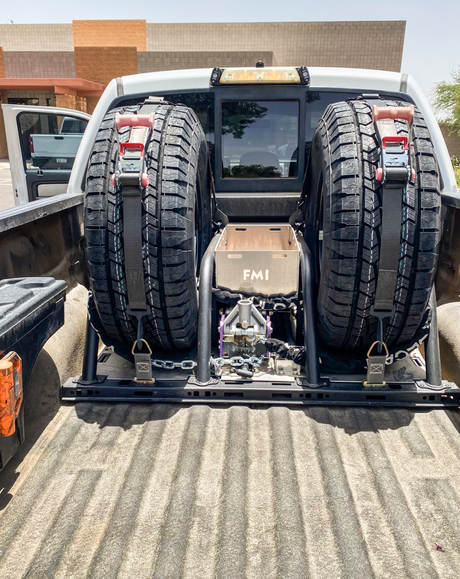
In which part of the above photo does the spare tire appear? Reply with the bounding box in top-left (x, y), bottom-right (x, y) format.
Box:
top-left (85, 102), bottom-right (212, 354)
top-left (304, 99), bottom-right (441, 352)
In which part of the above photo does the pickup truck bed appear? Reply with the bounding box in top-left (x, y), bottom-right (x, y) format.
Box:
top-left (0, 402), bottom-right (459, 578)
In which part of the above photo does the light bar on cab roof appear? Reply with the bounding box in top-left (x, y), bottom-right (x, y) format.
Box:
top-left (210, 66), bottom-right (310, 86)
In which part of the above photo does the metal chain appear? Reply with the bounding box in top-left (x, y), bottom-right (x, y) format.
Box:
top-left (152, 359), bottom-right (197, 370)
top-left (151, 355), bottom-right (265, 372)
top-left (211, 355), bottom-right (265, 370)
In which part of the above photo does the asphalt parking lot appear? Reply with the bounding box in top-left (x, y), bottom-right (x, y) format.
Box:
top-left (0, 160), bottom-right (15, 212)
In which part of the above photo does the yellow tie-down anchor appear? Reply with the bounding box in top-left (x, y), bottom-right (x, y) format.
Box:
top-left (131, 339), bottom-right (155, 384)
top-left (363, 341), bottom-right (389, 388)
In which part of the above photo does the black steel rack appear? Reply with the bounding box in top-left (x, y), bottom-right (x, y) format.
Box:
top-left (65, 234), bottom-right (460, 408)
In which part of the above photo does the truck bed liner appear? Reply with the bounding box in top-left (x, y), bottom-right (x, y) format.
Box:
top-left (1, 403), bottom-right (460, 578)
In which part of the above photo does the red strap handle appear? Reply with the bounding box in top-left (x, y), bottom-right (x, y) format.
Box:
top-left (115, 113), bottom-right (155, 131)
top-left (372, 105), bottom-right (414, 124)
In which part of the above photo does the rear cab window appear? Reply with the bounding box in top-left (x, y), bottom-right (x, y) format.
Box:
top-left (221, 100), bottom-right (299, 179)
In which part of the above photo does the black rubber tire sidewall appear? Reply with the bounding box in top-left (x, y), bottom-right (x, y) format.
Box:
top-left (304, 99), bottom-right (442, 352)
top-left (85, 103), bottom-right (212, 356)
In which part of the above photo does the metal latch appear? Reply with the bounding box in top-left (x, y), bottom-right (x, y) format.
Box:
top-left (111, 112), bottom-right (156, 190)
top-left (112, 142), bottom-right (149, 189)
top-left (364, 341), bottom-right (389, 387)
top-left (131, 339), bottom-right (155, 384)
top-left (372, 105), bottom-right (415, 187)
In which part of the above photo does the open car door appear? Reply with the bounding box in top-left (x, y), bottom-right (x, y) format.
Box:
top-left (2, 104), bottom-right (90, 205)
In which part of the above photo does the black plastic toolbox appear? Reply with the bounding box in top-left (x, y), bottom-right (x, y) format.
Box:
top-left (0, 277), bottom-right (66, 470)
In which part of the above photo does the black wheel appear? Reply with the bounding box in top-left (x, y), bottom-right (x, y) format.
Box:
top-left (85, 103), bottom-right (212, 354)
top-left (304, 99), bottom-right (441, 352)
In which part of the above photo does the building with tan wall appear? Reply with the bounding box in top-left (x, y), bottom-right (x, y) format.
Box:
top-left (0, 19), bottom-right (407, 158)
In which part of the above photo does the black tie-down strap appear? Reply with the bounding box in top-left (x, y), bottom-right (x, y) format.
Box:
top-left (112, 98), bottom-right (165, 376)
top-left (368, 102), bottom-right (415, 367)
top-left (373, 187), bottom-right (403, 313)
top-left (120, 176), bottom-right (148, 313)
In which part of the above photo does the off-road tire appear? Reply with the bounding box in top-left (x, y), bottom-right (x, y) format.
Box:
top-left (85, 103), bottom-right (212, 354)
top-left (304, 99), bottom-right (441, 352)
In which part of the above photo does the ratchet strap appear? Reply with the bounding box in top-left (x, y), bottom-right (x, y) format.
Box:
top-left (113, 98), bottom-right (165, 372)
top-left (117, 142), bottom-right (149, 314)
top-left (113, 99), bottom-right (164, 315)
top-left (366, 100), bottom-right (415, 374)
top-left (371, 102), bottom-right (415, 322)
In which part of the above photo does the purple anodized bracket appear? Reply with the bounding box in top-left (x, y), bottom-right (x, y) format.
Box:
top-left (219, 314), bottom-right (225, 356)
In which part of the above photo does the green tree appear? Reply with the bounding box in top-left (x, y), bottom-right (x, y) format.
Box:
top-left (222, 102), bottom-right (268, 139)
top-left (432, 68), bottom-right (460, 135)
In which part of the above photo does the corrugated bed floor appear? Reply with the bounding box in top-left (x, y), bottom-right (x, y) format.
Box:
top-left (1, 403), bottom-right (460, 578)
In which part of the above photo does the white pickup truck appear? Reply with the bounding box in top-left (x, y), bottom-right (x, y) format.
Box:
top-left (1, 66), bottom-right (460, 579)
top-left (29, 116), bottom-right (88, 169)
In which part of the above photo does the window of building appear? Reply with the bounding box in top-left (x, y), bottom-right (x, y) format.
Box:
top-left (8, 97), bottom-right (39, 106)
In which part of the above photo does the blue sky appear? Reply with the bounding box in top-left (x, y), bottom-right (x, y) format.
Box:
top-left (2, 0), bottom-right (459, 106)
